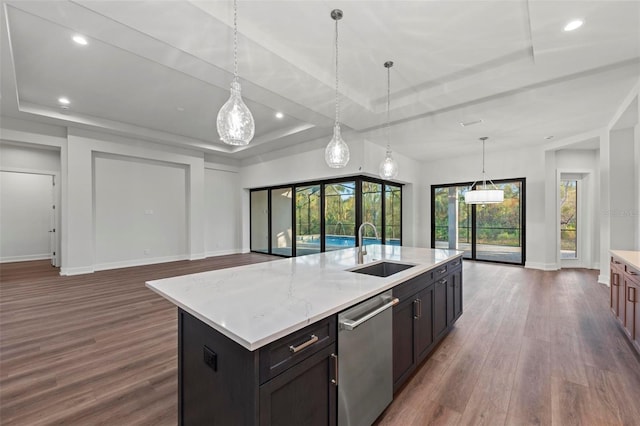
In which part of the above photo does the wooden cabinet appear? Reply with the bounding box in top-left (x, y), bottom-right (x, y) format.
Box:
top-left (392, 257), bottom-right (463, 392)
top-left (610, 255), bottom-right (640, 355)
top-left (259, 345), bottom-right (337, 426)
top-left (610, 258), bottom-right (625, 323)
top-left (179, 309), bottom-right (337, 426)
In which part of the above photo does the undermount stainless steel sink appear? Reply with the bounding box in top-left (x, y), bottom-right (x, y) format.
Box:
top-left (349, 261), bottom-right (415, 277)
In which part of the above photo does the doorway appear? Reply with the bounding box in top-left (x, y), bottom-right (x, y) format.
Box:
top-left (558, 171), bottom-right (591, 268)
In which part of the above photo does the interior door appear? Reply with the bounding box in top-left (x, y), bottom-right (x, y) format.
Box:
top-left (0, 171), bottom-right (55, 264)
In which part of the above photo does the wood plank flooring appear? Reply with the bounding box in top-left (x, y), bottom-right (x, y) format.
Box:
top-left (1, 257), bottom-right (639, 425)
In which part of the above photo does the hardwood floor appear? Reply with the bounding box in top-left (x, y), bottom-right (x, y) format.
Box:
top-left (1, 257), bottom-right (639, 425)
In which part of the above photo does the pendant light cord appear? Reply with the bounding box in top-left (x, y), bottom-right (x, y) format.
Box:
top-left (233, 0), bottom-right (238, 82)
top-left (386, 64), bottom-right (390, 150)
top-left (334, 17), bottom-right (339, 126)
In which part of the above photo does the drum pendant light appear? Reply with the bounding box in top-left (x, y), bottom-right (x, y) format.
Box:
top-left (465, 137), bottom-right (504, 204)
top-left (216, 0), bottom-right (255, 146)
top-left (324, 9), bottom-right (350, 168)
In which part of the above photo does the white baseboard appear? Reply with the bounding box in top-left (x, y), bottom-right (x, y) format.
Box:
top-left (1, 253), bottom-right (51, 263)
top-left (524, 261), bottom-right (559, 271)
top-left (205, 249), bottom-right (242, 258)
top-left (598, 274), bottom-right (610, 286)
top-left (93, 255), bottom-right (189, 272)
top-left (189, 252), bottom-right (206, 261)
top-left (60, 265), bottom-right (95, 276)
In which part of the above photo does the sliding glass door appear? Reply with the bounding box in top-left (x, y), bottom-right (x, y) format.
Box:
top-left (431, 178), bottom-right (525, 265)
top-left (251, 176), bottom-right (402, 257)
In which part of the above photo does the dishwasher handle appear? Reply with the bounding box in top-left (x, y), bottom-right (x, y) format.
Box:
top-left (339, 296), bottom-right (399, 331)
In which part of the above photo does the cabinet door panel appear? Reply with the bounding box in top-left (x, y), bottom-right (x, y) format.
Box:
top-left (392, 298), bottom-right (416, 391)
top-left (415, 286), bottom-right (434, 362)
top-left (433, 278), bottom-right (447, 339)
top-left (259, 345), bottom-right (337, 426)
top-left (453, 270), bottom-right (463, 320)
top-left (625, 280), bottom-right (637, 341)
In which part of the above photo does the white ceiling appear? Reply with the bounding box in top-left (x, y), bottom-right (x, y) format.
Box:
top-left (1, 0), bottom-right (639, 162)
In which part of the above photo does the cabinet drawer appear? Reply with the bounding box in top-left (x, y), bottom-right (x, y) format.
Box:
top-left (259, 316), bottom-right (336, 384)
top-left (393, 270), bottom-right (432, 302)
top-left (626, 264), bottom-right (640, 284)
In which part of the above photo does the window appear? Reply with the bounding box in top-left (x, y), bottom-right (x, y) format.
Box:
top-left (295, 185), bottom-right (320, 256)
top-left (250, 190), bottom-right (268, 253)
top-left (385, 184), bottom-right (401, 246)
top-left (362, 181), bottom-right (382, 246)
top-left (324, 181), bottom-right (356, 251)
top-left (560, 180), bottom-right (577, 259)
top-left (271, 187), bottom-right (292, 256)
top-left (250, 176), bottom-right (402, 257)
top-left (431, 178), bottom-right (525, 265)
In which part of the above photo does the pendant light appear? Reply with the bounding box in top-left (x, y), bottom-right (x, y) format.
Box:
top-left (465, 137), bottom-right (504, 204)
top-left (325, 9), bottom-right (350, 168)
top-left (379, 61), bottom-right (399, 179)
top-left (216, 0), bottom-right (255, 146)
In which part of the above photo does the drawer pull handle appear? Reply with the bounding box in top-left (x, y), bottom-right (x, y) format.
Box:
top-left (330, 353), bottom-right (338, 386)
top-left (612, 273), bottom-right (620, 286)
top-left (629, 271), bottom-right (638, 276)
top-left (629, 287), bottom-right (637, 304)
top-left (439, 278), bottom-right (447, 285)
top-left (289, 335), bottom-right (318, 353)
top-left (437, 267), bottom-right (447, 274)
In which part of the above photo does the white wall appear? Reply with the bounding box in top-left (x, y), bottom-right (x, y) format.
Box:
top-left (205, 165), bottom-right (242, 256)
top-left (609, 127), bottom-right (637, 251)
top-left (93, 154), bottom-right (188, 269)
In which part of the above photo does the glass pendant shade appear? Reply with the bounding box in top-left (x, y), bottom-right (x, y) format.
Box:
top-left (325, 123), bottom-right (350, 168)
top-left (217, 80), bottom-right (255, 146)
top-left (465, 188), bottom-right (504, 204)
top-left (379, 149), bottom-right (398, 179)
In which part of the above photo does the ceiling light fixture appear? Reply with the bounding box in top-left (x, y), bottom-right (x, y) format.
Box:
top-left (460, 119), bottom-right (483, 127)
top-left (465, 137), bottom-right (504, 204)
top-left (58, 97), bottom-right (70, 105)
top-left (564, 20), bottom-right (583, 32)
top-left (544, 135), bottom-right (554, 140)
top-left (275, 112), bottom-right (284, 119)
top-left (72, 35), bottom-right (88, 45)
top-left (216, 0), bottom-right (255, 146)
top-left (379, 61), bottom-right (398, 180)
top-left (325, 9), bottom-right (349, 169)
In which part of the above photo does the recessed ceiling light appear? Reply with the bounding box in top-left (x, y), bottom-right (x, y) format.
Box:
top-left (460, 119), bottom-right (483, 127)
top-left (176, 106), bottom-right (185, 112)
top-left (564, 20), bottom-right (583, 32)
top-left (275, 112), bottom-right (284, 119)
top-left (72, 35), bottom-right (88, 45)
top-left (58, 97), bottom-right (70, 105)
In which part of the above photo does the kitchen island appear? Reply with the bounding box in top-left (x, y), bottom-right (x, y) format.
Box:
top-left (147, 245), bottom-right (463, 425)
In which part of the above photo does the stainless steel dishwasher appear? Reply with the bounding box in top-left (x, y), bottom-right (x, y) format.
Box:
top-left (338, 290), bottom-right (398, 426)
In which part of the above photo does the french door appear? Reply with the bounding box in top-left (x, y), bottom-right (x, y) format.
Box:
top-left (431, 178), bottom-right (525, 265)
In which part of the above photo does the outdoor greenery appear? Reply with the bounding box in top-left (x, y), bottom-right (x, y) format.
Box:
top-left (434, 183), bottom-right (522, 247)
top-left (294, 181), bottom-right (401, 244)
top-left (560, 180), bottom-right (577, 252)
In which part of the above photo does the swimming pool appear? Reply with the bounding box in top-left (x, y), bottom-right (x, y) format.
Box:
top-left (297, 235), bottom-right (400, 247)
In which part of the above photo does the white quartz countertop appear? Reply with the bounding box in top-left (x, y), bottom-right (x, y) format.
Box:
top-left (611, 250), bottom-right (640, 271)
top-left (146, 245), bottom-right (462, 351)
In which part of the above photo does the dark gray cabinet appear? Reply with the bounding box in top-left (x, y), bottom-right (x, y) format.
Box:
top-left (179, 309), bottom-right (337, 426)
top-left (392, 257), bottom-right (463, 392)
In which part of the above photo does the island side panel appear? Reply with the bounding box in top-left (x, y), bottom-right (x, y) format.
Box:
top-left (179, 309), bottom-right (259, 426)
